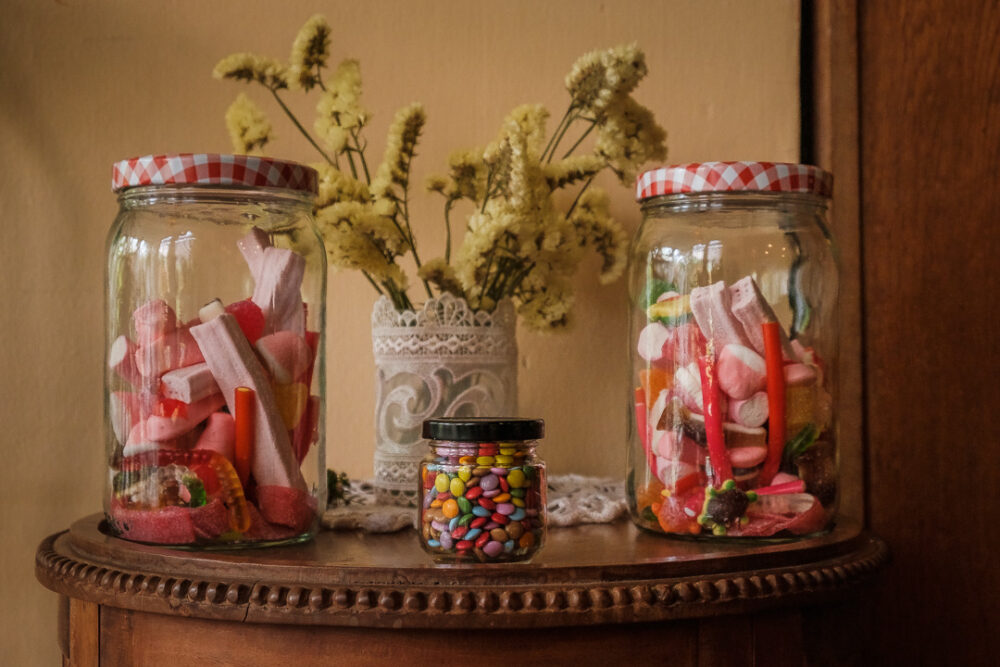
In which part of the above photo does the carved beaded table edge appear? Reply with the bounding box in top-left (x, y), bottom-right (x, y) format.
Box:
top-left (36, 515), bottom-right (887, 630)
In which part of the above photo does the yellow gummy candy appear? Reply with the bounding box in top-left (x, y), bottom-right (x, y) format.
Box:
top-left (274, 382), bottom-right (308, 430)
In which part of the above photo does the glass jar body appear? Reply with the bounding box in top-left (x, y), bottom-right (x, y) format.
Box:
top-left (419, 440), bottom-right (546, 563)
top-left (104, 185), bottom-right (326, 548)
top-left (627, 192), bottom-right (838, 539)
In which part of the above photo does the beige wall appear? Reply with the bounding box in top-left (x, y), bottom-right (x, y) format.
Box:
top-left (0, 1), bottom-right (798, 663)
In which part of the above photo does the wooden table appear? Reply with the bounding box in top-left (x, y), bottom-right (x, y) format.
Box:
top-left (36, 515), bottom-right (887, 666)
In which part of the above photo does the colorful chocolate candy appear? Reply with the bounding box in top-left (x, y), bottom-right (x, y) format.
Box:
top-left (420, 419), bottom-right (545, 563)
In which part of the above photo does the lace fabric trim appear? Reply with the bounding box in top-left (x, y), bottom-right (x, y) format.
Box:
top-left (371, 294), bottom-right (519, 506)
top-left (321, 475), bottom-right (627, 533)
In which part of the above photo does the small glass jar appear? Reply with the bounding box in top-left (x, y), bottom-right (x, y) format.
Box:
top-left (419, 418), bottom-right (546, 563)
top-left (104, 154), bottom-right (326, 548)
top-left (627, 162), bottom-right (838, 539)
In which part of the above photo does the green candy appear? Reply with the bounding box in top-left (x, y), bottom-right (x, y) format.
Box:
top-left (457, 497), bottom-right (472, 514)
top-left (510, 488), bottom-right (526, 498)
top-left (457, 512), bottom-right (474, 526)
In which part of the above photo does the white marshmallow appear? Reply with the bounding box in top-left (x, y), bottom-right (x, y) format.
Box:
top-left (717, 344), bottom-right (767, 400)
top-left (728, 391), bottom-right (769, 428)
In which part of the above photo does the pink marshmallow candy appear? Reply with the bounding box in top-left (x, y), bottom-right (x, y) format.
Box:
top-left (160, 362), bottom-right (220, 404)
top-left (673, 362), bottom-right (704, 413)
top-left (109, 335), bottom-right (143, 388)
top-left (717, 344), bottom-right (767, 400)
top-left (134, 327), bottom-right (205, 378)
top-left (195, 412), bottom-right (236, 462)
top-left (690, 281), bottom-right (751, 350)
top-left (637, 322), bottom-right (674, 364)
top-left (728, 446), bottom-right (768, 469)
top-left (255, 331), bottom-right (313, 384)
top-left (132, 299), bottom-right (177, 345)
top-left (728, 391), bottom-right (769, 428)
top-left (728, 276), bottom-right (797, 361)
top-left (652, 430), bottom-right (701, 466)
top-left (783, 363), bottom-right (818, 386)
top-left (141, 393), bottom-right (226, 442)
top-left (655, 459), bottom-right (699, 487)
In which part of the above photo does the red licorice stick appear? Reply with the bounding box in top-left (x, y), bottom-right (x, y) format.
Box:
top-left (697, 349), bottom-right (732, 485)
top-left (753, 479), bottom-right (806, 496)
top-left (634, 387), bottom-right (657, 475)
top-left (759, 322), bottom-right (787, 486)
top-left (234, 386), bottom-right (255, 488)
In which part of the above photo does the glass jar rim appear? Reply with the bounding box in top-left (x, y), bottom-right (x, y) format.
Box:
top-left (422, 418), bottom-right (544, 442)
top-left (639, 189), bottom-right (830, 212)
top-left (116, 182), bottom-right (316, 206)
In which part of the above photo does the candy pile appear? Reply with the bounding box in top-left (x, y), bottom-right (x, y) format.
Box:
top-left (106, 227), bottom-right (320, 546)
top-left (421, 442), bottom-right (545, 563)
top-left (633, 276), bottom-right (835, 537)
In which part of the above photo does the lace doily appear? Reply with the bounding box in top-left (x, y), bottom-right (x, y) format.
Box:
top-left (321, 474), bottom-right (627, 533)
top-left (371, 294), bottom-right (519, 507)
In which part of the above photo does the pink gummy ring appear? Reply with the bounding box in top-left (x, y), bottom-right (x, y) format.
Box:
top-left (112, 154), bottom-right (318, 194)
top-left (635, 161), bottom-right (832, 200)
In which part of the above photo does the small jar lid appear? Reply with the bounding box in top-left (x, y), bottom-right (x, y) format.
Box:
top-left (112, 153), bottom-right (318, 194)
top-left (422, 418), bottom-right (544, 442)
top-left (636, 161), bottom-right (832, 201)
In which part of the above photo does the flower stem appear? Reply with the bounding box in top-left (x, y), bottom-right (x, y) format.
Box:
top-left (395, 152), bottom-right (433, 300)
top-left (565, 175), bottom-right (596, 219)
top-left (542, 106), bottom-right (574, 163)
top-left (561, 121), bottom-right (596, 159)
top-left (351, 128), bottom-right (372, 183)
top-left (362, 271), bottom-right (385, 295)
top-left (545, 110), bottom-right (580, 164)
top-left (444, 199), bottom-right (455, 263)
top-left (268, 88), bottom-right (336, 167)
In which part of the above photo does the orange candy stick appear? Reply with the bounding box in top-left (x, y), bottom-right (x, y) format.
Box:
top-left (234, 386), bottom-right (255, 488)
top-left (758, 321), bottom-right (787, 486)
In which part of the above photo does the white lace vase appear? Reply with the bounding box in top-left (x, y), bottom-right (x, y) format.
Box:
top-left (371, 293), bottom-right (518, 506)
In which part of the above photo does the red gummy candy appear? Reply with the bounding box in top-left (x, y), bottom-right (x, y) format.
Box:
top-left (189, 498), bottom-right (230, 539)
top-left (255, 485), bottom-right (317, 532)
top-left (189, 462), bottom-right (222, 496)
top-left (109, 500), bottom-right (196, 545)
top-left (152, 397), bottom-right (188, 419)
top-left (225, 299), bottom-right (265, 343)
top-left (243, 500), bottom-right (300, 541)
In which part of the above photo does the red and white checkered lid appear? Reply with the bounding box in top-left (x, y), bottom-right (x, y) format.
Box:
top-left (112, 154), bottom-right (318, 194)
top-left (636, 161), bottom-right (832, 200)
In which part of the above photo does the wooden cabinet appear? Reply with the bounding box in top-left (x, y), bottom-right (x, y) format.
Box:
top-left (38, 516), bottom-right (886, 666)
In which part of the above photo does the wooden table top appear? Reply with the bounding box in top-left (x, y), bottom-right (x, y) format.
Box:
top-left (36, 515), bottom-right (887, 629)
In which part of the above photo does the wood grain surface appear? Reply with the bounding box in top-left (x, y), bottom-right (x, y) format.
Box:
top-left (35, 516), bottom-right (885, 629)
top-left (859, 0), bottom-right (1000, 663)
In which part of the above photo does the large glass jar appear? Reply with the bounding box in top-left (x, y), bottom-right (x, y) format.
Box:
top-left (627, 162), bottom-right (838, 539)
top-left (104, 154), bottom-right (326, 548)
top-left (419, 418), bottom-right (546, 563)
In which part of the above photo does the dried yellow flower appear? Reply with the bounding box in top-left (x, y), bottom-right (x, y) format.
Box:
top-left (374, 103), bottom-right (426, 193)
top-left (213, 53), bottom-right (288, 90)
top-left (543, 155), bottom-right (604, 190)
top-left (224, 93), bottom-right (272, 155)
top-left (417, 258), bottom-right (464, 296)
top-left (517, 278), bottom-right (575, 331)
top-left (570, 187), bottom-right (628, 284)
top-left (288, 15), bottom-right (331, 91)
top-left (565, 43), bottom-right (646, 117)
top-left (314, 164), bottom-right (371, 209)
top-left (595, 96), bottom-right (667, 184)
top-left (314, 59), bottom-right (370, 153)
top-left (316, 201), bottom-right (408, 285)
